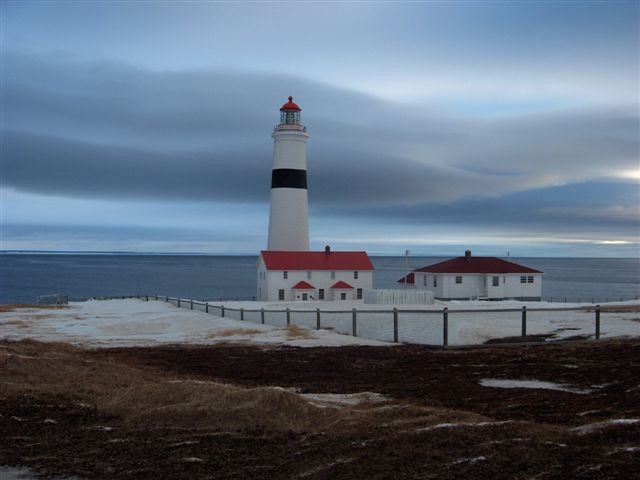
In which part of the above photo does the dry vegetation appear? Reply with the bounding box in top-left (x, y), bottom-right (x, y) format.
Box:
top-left (589, 304), bottom-right (640, 313)
top-left (0, 340), bottom-right (481, 433)
top-left (286, 324), bottom-right (314, 339)
top-left (206, 328), bottom-right (263, 339)
top-left (0, 304), bottom-right (67, 313)
top-left (1, 339), bottom-right (639, 479)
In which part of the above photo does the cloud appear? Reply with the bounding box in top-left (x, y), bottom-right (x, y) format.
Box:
top-left (3, 52), bottom-right (638, 211)
top-left (538, 205), bottom-right (640, 222)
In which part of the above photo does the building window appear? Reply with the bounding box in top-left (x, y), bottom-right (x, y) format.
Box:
top-left (283, 271), bottom-right (288, 279)
top-left (492, 276), bottom-right (499, 287)
top-left (340, 292), bottom-right (346, 300)
top-left (278, 289), bottom-right (285, 300)
top-left (307, 271), bottom-right (312, 279)
top-left (331, 271), bottom-right (336, 279)
top-left (521, 276), bottom-right (527, 284)
top-left (503, 276), bottom-right (506, 284)
top-left (357, 288), bottom-right (363, 299)
top-left (527, 276), bottom-right (534, 283)
top-left (423, 275), bottom-right (427, 286)
top-left (455, 276), bottom-right (462, 284)
top-left (302, 293), bottom-right (308, 301)
top-left (354, 271), bottom-right (359, 279)
top-left (319, 289), bottom-right (324, 300)
top-left (433, 276), bottom-right (437, 287)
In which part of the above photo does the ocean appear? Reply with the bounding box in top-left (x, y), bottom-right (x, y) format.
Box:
top-left (1, 253), bottom-right (638, 304)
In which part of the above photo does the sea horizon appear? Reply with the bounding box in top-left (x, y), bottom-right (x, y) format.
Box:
top-left (3, 253), bottom-right (638, 304)
top-left (2, 250), bottom-right (638, 259)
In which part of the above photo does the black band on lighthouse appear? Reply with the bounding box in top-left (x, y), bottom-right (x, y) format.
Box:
top-left (271, 169), bottom-right (307, 189)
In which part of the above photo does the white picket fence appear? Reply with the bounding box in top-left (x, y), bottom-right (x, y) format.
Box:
top-left (364, 289), bottom-right (434, 305)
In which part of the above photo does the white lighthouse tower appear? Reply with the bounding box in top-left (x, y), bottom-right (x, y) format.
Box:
top-left (267, 96), bottom-right (310, 251)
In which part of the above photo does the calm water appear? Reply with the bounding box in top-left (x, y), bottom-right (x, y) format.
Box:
top-left (1, 254), bottom-right (639, 303)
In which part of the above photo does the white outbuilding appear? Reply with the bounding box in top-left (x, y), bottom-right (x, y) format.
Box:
top-left (257, 248), bottom-right (374, 302)
top-left (399, 250), bottom-right (543, 301)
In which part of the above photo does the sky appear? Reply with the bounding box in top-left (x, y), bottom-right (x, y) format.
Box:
top-left (2, 1), bottom-right (639, 257)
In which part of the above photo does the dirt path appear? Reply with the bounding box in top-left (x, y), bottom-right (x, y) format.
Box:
top-left (1, 339), bottom-right (639, 479)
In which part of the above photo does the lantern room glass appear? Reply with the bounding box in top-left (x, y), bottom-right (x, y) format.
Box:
top-left (280, 110), bottom-right (300, 125)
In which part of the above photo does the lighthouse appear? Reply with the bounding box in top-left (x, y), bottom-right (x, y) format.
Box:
top-left (257, 96), bottom-right (374, 302)
top-left (267, 96), bottom-right (310, 251)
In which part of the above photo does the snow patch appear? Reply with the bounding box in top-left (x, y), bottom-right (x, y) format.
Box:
top-left (572, 419), bottom-right (640, 435)
top-left (416, 420), bottom-right (511, 432)
top-left (480, 378), bottom-right (593, 394)
top-left (297, 392), bottom-right (388, 407)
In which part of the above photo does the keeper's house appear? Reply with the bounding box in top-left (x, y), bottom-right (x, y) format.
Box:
top-left (399, 250), bottom-right (542, 301)
top-left (257, 248), bottom-right (374, 302)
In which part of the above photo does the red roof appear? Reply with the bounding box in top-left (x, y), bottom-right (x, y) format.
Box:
top-left (330, 281), bottom-right (353, 289)
top-left (397, 273), bottom-right (415, 284)
top-left (261, 251), bottom-right (374, 271)
top-left (280, 96), bottom-right (301, 111)
top-left (415, 256), bottom-right (542, 274)
top-left (292, 280), bottom-right (315, 290)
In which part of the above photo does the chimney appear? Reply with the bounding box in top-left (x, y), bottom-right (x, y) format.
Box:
top-left (465, 250), bottom-right (472, 261)
top-left (325, 245), bottom-right (331, 254)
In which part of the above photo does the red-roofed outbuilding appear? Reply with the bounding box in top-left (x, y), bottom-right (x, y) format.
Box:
top-left (398, 250), bottom-right (542, 301)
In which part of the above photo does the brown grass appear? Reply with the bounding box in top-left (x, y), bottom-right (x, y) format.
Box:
top-left (0, 304), bottom-right (67, 313)
top-left (287, 325), bottom-right (314, 339)
top-left (591, 305), bottom-right (640, 313)
top-left (0, 339), bottom-right (499, 435)
top-left (207, 328), bottom-right (263, 338)
top-left (1, 319), bottom-right (30, 327)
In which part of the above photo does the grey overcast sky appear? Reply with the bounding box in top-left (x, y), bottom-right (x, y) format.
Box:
top-left (2, 1), bottom-right (639, 256)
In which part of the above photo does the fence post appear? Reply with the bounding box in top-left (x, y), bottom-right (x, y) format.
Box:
top-left (261, 308), bottom-right (265, 325)
top-left (190, 299), bottom-right (193, 310)
top-left (165, 296), bottom-right (168, 302)
top-left (205, 302), bottom-right (209, 313)
top-left (286, 308), bottom-right (291, 327)
top-left (177, 298), bottom-right (181, 308)
top-left (352, 309), bottom-right (357, 337)
top-left (221, 306), bottom-right (225, 318)
top-left (443, 307), bottom-right (448, 349)
top-left (393, 308), bottom-right (399, 343)
top-left (521, 306), bottom-right (527, 338)
top-left (316, 308), bottom-right (321, 329)
top-left (240, 308), bottom-right (244, 321)
top-left (595, 305), bottom-right (601, 340)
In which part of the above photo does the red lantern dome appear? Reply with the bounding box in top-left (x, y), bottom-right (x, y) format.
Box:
top-left (280, 96), bottom-right (301, 111)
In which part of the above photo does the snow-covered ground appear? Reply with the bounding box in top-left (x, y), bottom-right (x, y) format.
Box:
top-left (1, 298), bottom-right (637, 348)
top-left (209, 299), bottom-right (639, 345)
top-left (0, 299), bottom-right (390, 348)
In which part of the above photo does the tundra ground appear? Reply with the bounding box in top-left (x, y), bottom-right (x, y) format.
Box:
top-left (1, 339), bottom-right (638, 479)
